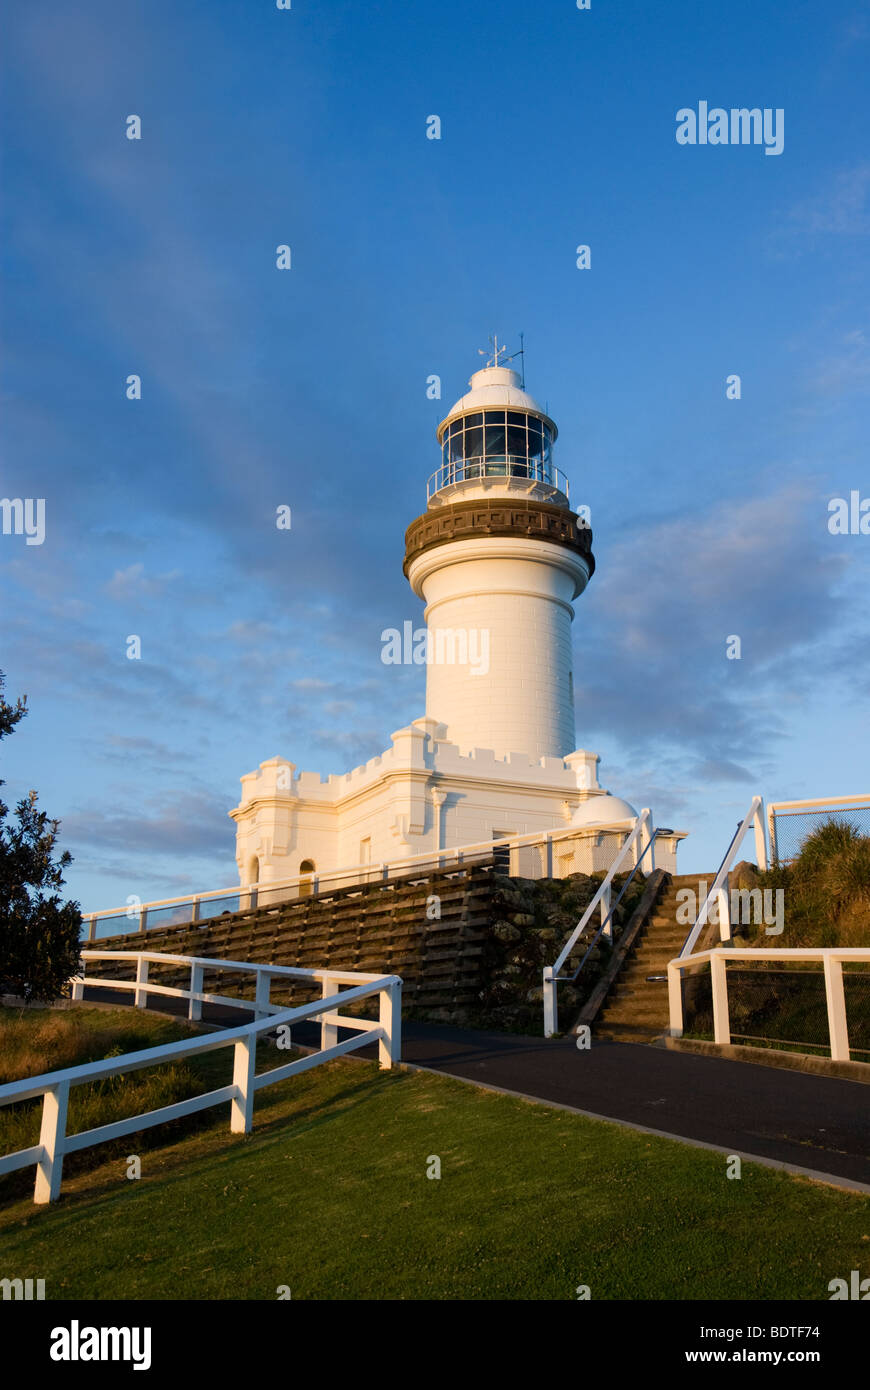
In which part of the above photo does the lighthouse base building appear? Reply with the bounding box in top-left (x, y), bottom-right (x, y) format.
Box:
top-left (230, 356), bottom-right (686, 894)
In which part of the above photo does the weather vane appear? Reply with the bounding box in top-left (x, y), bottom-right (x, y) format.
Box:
top-left (478, 333), bottom-right (511, 368)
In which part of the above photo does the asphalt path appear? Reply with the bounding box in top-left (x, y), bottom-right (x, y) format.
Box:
top-left (81, 986), bottom-right (870, 1192)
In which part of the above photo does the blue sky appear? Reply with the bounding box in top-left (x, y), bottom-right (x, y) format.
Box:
top-left (1, 0), bottom-right (869, 911)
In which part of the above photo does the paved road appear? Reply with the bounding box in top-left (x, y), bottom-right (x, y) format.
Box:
top-left (82, 987), bottom-right (870, 1191)
top-left (397, 1021), bottom-right (870, 1190)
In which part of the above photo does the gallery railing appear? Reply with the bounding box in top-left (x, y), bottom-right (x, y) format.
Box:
top-left (427, 455), bottom-right (571, 502)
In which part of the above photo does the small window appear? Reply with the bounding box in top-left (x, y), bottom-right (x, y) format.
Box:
top-left (506, 411), bottom-right (527, 427)
top-left (299, 859), bottom-right (316, 899)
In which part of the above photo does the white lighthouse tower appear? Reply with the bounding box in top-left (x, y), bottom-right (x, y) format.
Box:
top-left (405, 344), bottom-right (593, 762)
top-left (230, 345), bottom-right (686, 892)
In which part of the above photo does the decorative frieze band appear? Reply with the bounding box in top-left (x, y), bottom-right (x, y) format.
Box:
top-left (403, 498), bottom-right (595, 576)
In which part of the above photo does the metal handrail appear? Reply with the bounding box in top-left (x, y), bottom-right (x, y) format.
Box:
top-left (561, 834), bottom-right (657, 984)
top-left (676, 820), bottom-right (743, 958)
top-left (543, 809), bottom-right (654, 1036)
top-left (678, 795), bottom-right (768, 959)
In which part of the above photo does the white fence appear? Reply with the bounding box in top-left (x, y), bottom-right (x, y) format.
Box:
top-left (543, 810), bottom-right (655, 1036)
top-left (83, 819), bottom-right (666, 941)
top-left (0, 952), bottom-right (401, 1205)
top-left (668, 947), bottom-right (870, 1062)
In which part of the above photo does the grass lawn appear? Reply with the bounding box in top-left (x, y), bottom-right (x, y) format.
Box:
top-left (0, 1009), bottom-right (868, 1300)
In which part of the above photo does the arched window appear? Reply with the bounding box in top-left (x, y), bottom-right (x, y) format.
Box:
top-left (299, 859), bottom-right (316, 898)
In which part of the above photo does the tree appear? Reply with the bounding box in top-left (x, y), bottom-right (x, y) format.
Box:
top-left (0, 672), bottom-right (82, 1002)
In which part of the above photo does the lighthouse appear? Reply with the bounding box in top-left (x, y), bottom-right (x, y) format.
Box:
top-left (230, 345), bottom-right (686, 892)
top-left (404, 347), bottom-right (595, 762)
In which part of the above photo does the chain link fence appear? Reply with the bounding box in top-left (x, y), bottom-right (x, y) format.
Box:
top-left (769, 800), bottom-right (870, 864)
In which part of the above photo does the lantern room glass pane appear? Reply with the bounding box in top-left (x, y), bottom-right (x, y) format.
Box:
top-left (464, 426), bottom-right (483, 461)
top-left (485, 424), bottom-right (506, 457)
top-left (506, 425), bottom-right (526, 459)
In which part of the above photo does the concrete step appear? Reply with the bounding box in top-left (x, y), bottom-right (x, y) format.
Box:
top-left (595, 1022), bottom-right (666, 1043)
top-left (601, 1005), bottom-right (672, 1029)
top-left (626, 942), bottom-right (684, 959)
top-left (578, 870), bottom-right (716, 1044)
top-left (620, 966), bottom-right (675, 986)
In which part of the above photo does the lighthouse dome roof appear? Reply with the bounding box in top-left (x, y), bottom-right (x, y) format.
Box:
top-left (571, 794), bottom-right (638, 827)
top-left (437, 366), bottom-right (557, 441)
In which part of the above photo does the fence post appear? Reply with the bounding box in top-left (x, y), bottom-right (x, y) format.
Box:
top-left (88, 916), bottom-right (97, 943)
top-left (631, 821), bottom-right (641, 868)
top-left (138, 905), bottom-right (148, 934)
top-left (321, 975), bottom-right (337, 1051)
top-left (191, 896), bottom-right (200, 925)
top-left (134, 956), bottom-right (149, 1008)
top-left (710, 954), bottom-right (731, 1045)
top-left (189, 962), bottom-right (203, 1021)
top-left (644, 810), bottom-right (655, 874)
top-left (254, 970), bottom-right (271, 1020)
top-left (823, 955), bottom-right (850, 1062)
top-left (230, 1034), bottom-right (256, 1133)
top-left (545, 832), bottom-right (553, 878)
top-left (667, 962), bottom-right (683, 1037)
top-left (543, 966), bottom-right (558, 1037)
top-left (34, 1081), bottom-right (70, 1204)
top-left (71, 972), bottom-right (84, 1002)
top-left (600, 881), bottom-right (612, 938)
top-left (768, 806), bottom-right (778, 866)
top-left (753, 800), bottom-right (768, 872)
top-left (378, 978), bottom-right (402, 1069)
top-left (717, 875), bottom-right (732, 944)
